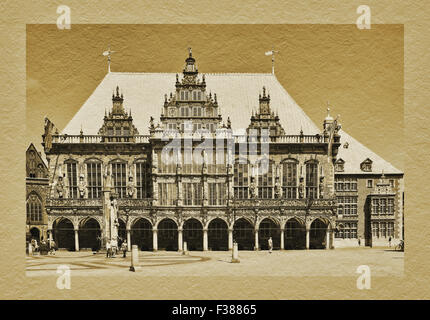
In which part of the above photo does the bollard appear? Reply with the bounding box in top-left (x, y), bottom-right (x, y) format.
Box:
top-left (28, 243), bottom-right (33, 256)
top-left (231, 242), bottom-right (240, 263)
top-left (129, 245), bottom-right (139, 272)
top-left (182, 241), bottom-right (188, 255)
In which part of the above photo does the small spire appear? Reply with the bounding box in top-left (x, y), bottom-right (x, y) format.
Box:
top-left (214, 93), bottom-right (217, 103)
top-left (262, 86), bottom-right (266, 97)
top-left (116, 85), bottom-right (120, 97)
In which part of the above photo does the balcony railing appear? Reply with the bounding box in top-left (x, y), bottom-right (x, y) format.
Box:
top-left (232, 198), bottom-right (337, 208)
top-left (51, 135), bottom-right (150, 144)
top-left (46, 198), bottom-right (152, 208)
top-left (50, 133), bottom-right (337, 145)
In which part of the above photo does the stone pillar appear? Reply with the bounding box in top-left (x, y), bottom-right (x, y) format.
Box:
top-left (129, 244), bottom-right (139, 272)
top-left (306, 228), bottom-right (310, 250)
top-left (228, 228), bottom-right (233, 250)
top-left (330, 229), bottom-right (335, 249)
top-left (280, 229), bottom-right (285, 250)
top-left (254, 229), bottom-right (259, 250)
top-left (48, 229), bottom-right (53, 241)
top-left (326, 230), bottom-right (330, 249)
top-left (74, 229), bottom-right (79, 252)
top-left (127, 229), bottom-right (131, 251)
top-left (178, 228), bottom-right (183, 251)
top-left (152, 228), bottom-right (158, 251)
top-left (203, 228), bottom-right (208, 251)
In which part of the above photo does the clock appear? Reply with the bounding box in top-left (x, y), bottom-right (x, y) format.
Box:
top-left (169, 108), bottom-right (176, 117)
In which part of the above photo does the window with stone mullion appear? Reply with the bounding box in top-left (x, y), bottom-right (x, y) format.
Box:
top-left (87, 163), bottom-right (102, 199)
top-left (282, 162), bottom-right (297, 199)
top-left (233, 163), bottom-right (248, 199)
top-left (112, 162), bottom-right (127, 198)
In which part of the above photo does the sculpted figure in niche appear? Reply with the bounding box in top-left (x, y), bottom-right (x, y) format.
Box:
top-left (298, 177), bottom-right (304, 199)
top-left (56, 176), bottom-right (64, 198)
top-left (319, 176), bottom-right (325, 199)
top-left (126, 176), bottom-right (135, 198)
top-left (274, 177), bottom-right (281, 199)
top-left (78, 174), bottom-right (86, 198)
top-left (249, 176), bottom-right (256, 199)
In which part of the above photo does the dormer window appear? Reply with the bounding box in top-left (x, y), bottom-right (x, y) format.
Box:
top-left (180, 106), bottom-right (190, 117)
top-left (335, 158), bottom-right (345, 172)
top-left (360, 158), bottom-right (373, 172)
top-left (192, 90), bottom-right (202, 101)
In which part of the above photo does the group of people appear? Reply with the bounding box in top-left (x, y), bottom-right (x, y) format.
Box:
top-left (105, 238), bottom-right (128, 258)
top-left (29, 238), bottom-right (57, 255)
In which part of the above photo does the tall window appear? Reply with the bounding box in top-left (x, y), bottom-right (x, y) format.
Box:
top-left (209, 183), bottom-right (226, 205)
top-left (158, 150), bottom-right (176, 173)
top-left (111, 162), bottom-right (127, 198)
top-left (282, 161), bottom-right (297, 199)
top-left (86, 162), bottom-right (102, 199)
top-left (136, 161), bottom-right (152, 199)
top-left (26, 193), bottom-right (42, 222)
top-left (66, 161), bottom-right (78, 198)
top-left (158, 183), bottom-right (177, 206)
top-left (234, 162), bottom-right (249, 199)
top-left (182, 182), bottom-right (202, 206)
top-left (258, 161), bottom-right (273, 199)
top-left (182, 149), bottom-right (202, 174)
top-left (305, 162), bottom-right (318, 199)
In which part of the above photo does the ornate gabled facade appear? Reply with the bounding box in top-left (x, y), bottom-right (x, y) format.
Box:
top-left (26, 143), bottom-right (49, 243)
top-left (38, 49), bottom-right (403, 252)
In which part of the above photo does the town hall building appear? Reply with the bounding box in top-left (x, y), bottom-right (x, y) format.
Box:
top-left (37, 50), bottom-right (404, 252)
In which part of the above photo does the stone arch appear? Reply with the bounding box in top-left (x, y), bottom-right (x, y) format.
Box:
top-left (183, 218), bottom-right (203, 251)
top-left (155, 217), bottom-right (178, 229)
top-left (78, 217), bottom-right (101, 251)
top-left (309, 218), bottom-right (328, 249)
top-left (29, 227), bottom-right (41, 242)
top-left (256, 216), bottom-right (280, 229)
top-left (157, 218), bottom-right (178, 251)
top-left (52, 217), bottom-right (75, 251)
top-left (233, 217), bottom-right (255, 250)
top-left (206, 216), bottom-right (229, 230)
top-left (131, 217), bottom-right (153, 251)
top-left (258, 217), bottom-right (281, 250)
top-left (284, 217), bottom-right (306, 250)
top-left (207, 218), bottom-right (228, 251)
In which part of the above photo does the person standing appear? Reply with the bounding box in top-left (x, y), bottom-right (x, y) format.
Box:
top-left (358, 237), bottom-right (361, 247)
top-left (388, 236), bottom-right (392, 247)
top-left (106, 240), bottom-right (111, 258)
top-left (268, 237), bottom-right (273, 254)
top-left (121, 240), bottom-right (128, 258)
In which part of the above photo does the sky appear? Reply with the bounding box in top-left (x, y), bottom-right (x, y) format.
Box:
top-left (26, 24), bottom-right (403, 171)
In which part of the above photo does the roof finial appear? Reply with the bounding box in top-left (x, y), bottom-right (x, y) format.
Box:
top-left (102, 45), bottom-right (115, 73)
top-left (188, 47), bottom-right (192, 57)
top-left (265, 48), bottom-right (279, 75)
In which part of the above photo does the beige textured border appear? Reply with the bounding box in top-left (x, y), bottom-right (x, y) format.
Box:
top-left (1, 0), bottom-right (429, 299)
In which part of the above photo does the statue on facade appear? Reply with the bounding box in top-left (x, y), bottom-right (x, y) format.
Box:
top-left (126, 176), bottom-right (135, 198)
top-left (78, 174), bottom-right (86, 198)
top-left (298, 177), bottom-right (304, 199)
top-left (249, 177), bottom-right (256, 199)
top-left (55, 176), bottom-right (64, 198)
top-left (104, 168), bottom-right (113, 190)
top-left (274, 177), bottom-right (281, 199)
top-left (319, 176), bottom-right (325, 199)
top-left (109, 196), bottom-right (119, 249)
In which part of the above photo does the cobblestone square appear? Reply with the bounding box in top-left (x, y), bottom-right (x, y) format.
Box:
top-left (26, 247), bottom-right (403, 278)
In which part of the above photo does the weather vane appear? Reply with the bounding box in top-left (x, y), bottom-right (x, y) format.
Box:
top-left (265, 48), bottom-right (279, 75)
top-left (103, 45), bottom-right (115, 73)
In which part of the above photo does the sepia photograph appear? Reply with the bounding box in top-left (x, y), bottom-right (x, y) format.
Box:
top-left (25, 24), bottom-right (404, 280)
top-left (1, 0), bottom-right (429, 307)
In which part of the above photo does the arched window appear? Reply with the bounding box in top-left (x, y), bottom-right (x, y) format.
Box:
top-left (257, 160), bottom-right (274, 199)
top-left (282, 160), bottom-right (297, 199)
top-left (234, 161), bottom-right (249, 199)
top-left (136, 161), bottom-right (152, 199)
top-left (66, 160), bottom-right (78, 198)
top-left (37, 164), bottom-right (45, 178)
top-left (26, 193), bottom-right (42, 222)
top-left (111, 161), bottom-right (127, 198)
top-left (305, 161), bottom-right (318, 199)
top-left (86, 160), bottom-right (102, 199)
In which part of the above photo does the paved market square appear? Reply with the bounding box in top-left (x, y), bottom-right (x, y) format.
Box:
top-left (26, 247), bottom-right (403, 277)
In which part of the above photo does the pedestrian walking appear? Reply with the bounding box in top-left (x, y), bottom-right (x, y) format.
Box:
top-left (358, 237), bottom-right (361, 247)
top-left (268, 237), bottom-right (273, 254)
top-left (121, 240), bottom-right (128, 258)
top-left (388, 236), bottom-right (392, 247)
top-left (106, 240), bottom-right (111, 258)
